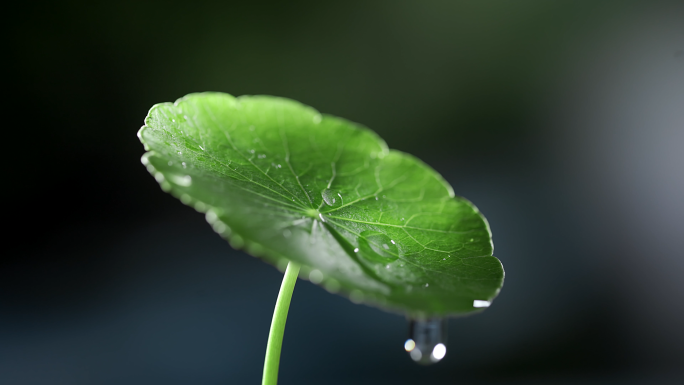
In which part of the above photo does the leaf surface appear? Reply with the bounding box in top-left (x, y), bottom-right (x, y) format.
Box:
top-left (139, 93), bottom-right (504, 316)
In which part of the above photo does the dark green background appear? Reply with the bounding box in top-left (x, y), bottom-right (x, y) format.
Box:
top-left (4, 1), bottom-right (683, 384)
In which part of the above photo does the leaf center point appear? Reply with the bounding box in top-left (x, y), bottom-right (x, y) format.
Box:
top-left (305, 208), bottom-right (321, 218)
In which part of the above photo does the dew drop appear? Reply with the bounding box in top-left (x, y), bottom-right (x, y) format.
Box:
top-left (309, 269), bottom-right (324, 284)
top-left (170, 175), bottom-right (192, 187)
top-left (473, 300), bottom-right (491, 308)
top-left (405, 319), bottom-right (447, 365)
top-left (324, 279), bottom-right (340, 293)
top-left (349, 290), bottom-right (364, 303)
top-left (357, 231), bottom-right (399, 263)
top-left (322, 189), bottom-right (343, 207)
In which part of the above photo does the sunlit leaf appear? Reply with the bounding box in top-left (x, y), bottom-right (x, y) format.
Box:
top-left (138, 92), bottom-right (504, 317)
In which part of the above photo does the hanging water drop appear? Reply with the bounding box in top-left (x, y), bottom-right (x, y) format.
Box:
top-left (404, 318), bottom-right (447, 365)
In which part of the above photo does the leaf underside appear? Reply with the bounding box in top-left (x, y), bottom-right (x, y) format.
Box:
top-left (139, 92), bottom-right (504, 317)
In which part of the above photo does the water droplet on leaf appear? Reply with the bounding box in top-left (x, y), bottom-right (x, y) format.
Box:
top-left (309, 269), bottom-right (324, 284)
top-left (170, 175), bottom-right (192, 186)
top-left (473, 300), bottom-right (491, 308)
top-left (357, 231), bottom-right (399, 263)
top-left (321, 189), bottom-right (343, 207)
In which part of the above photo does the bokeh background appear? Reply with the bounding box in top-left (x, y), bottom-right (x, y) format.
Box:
top-left (3, 1), bottom-right (684, 384)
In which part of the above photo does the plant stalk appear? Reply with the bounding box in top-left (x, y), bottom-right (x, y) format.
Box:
top-left (262, 261), bottom-right (300, 385)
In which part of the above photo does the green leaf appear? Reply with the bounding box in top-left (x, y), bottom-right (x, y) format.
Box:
top-left (138, 92), bottom-right (504, 317)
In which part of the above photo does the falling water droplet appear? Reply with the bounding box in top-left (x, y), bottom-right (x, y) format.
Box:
top-left (405, 318), bottom-right (447, 365)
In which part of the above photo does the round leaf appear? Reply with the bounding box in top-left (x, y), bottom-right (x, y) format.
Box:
top-left (138, 93), bottom-right (504, 317)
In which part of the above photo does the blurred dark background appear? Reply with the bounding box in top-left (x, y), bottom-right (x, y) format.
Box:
top-left (3, 1), bottom-right (683, 384)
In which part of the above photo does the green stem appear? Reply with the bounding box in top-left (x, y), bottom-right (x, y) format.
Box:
top-left (262, 261), bottom-right (300, 385)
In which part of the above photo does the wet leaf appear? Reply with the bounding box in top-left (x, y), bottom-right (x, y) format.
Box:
top-left (138, 93), bottom-right (504, 317)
